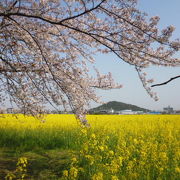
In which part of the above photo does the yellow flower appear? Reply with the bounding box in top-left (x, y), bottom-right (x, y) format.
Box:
top-left (91, 133), bottom-right (96, 139)
top-left (109, 150), bottom-right (114, 156)
top-left (133, 138), bottom-right (138, 144)
top-left (71, 157), bottom-right (78, 164)
top-left (111, 175), bottom-right (119, 180)
top-left (127, 161), bottom-right (133, 171)
top-left (118, 156), bottom-right (123, 166)
top-left (106, 136), bottom-right (110, 140)
top-left (175, 167), bottom-right (180, 173)
top-left (110, 163), bottom-right (119, 173)
top-left (63, 170), bottom-right (68, 177)
top-left (93, 140), bottom-right (98, 146)
top-left (140, 151), bottom-right (146, 158)
top-left (85, 155), bottom-right (94, 165)
top-left (81, 128), bottom-right (87, 135)
top-left (160, 152), bottom-right (168, 161)
top-left (99, 146), bottom-right (104, 151)
top-left (83, 144), bottom-right (89, 152)
top-left (159, 167), bottom-right (164, 172)
top-left (69, 167), bottom-right (78, 178)
top-left (17, 157), bottom-right (28, 166)
top-left (92, 172), bottom-right (103, 180)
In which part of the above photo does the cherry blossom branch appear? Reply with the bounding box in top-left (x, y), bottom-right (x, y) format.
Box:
top-left (151, 75), bottom-right (180, 87)
top-left (0, 56), bottom-right (18, 72)
top-left (0, 1), bottom-right (106, 25)
top-left (99, 6), bottom-right (180, 49)
top-left (1, 6), bottom-right (178, 68)
top-left (60, 0), bottom-right (106, 23)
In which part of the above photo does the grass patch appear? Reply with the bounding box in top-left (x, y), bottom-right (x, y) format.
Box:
top-left (0, 148), bottom-right (74, 179)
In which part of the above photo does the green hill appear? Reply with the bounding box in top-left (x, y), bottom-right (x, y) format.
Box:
top-left (90, 101), bottom-right (149, 112)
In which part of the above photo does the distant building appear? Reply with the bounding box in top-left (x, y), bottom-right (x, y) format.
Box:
top-left (109, 108), bottom-right (114, 114)
top-left (175, 110), bottom-right (180, 114)
top-left (135, 111), bottom-right (144, 114)
top-left (118, 109), bottom-right (136, 115)
top-left (89, 108), bottom-right (115, 114)
top-left (7, 108), bottom-right (14, 114)
top-left (89, 108), bottom-right (146, 115)
top-left (149, 111), bottom-right (161, 114)
top-left (163, 106), bottom-right (174, 114)
top-left (98, 108), bottom-right (114, 114)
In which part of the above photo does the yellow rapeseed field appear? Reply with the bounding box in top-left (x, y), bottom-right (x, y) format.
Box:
top-left (0, 114), bottom-right (180, 180)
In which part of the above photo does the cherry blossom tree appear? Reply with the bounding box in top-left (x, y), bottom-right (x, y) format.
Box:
top-left (0, 0), bottom-right (180, 125)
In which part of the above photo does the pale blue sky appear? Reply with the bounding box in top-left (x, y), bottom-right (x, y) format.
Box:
top-left (92, 0), bottom-right (180, 111)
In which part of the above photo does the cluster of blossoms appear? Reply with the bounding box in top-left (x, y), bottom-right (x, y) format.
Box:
top-left (0, 0), bottom-right (180, 125)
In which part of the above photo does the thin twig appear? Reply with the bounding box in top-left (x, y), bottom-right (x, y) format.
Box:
top-left (151, 75), bottom-right (180, 87)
